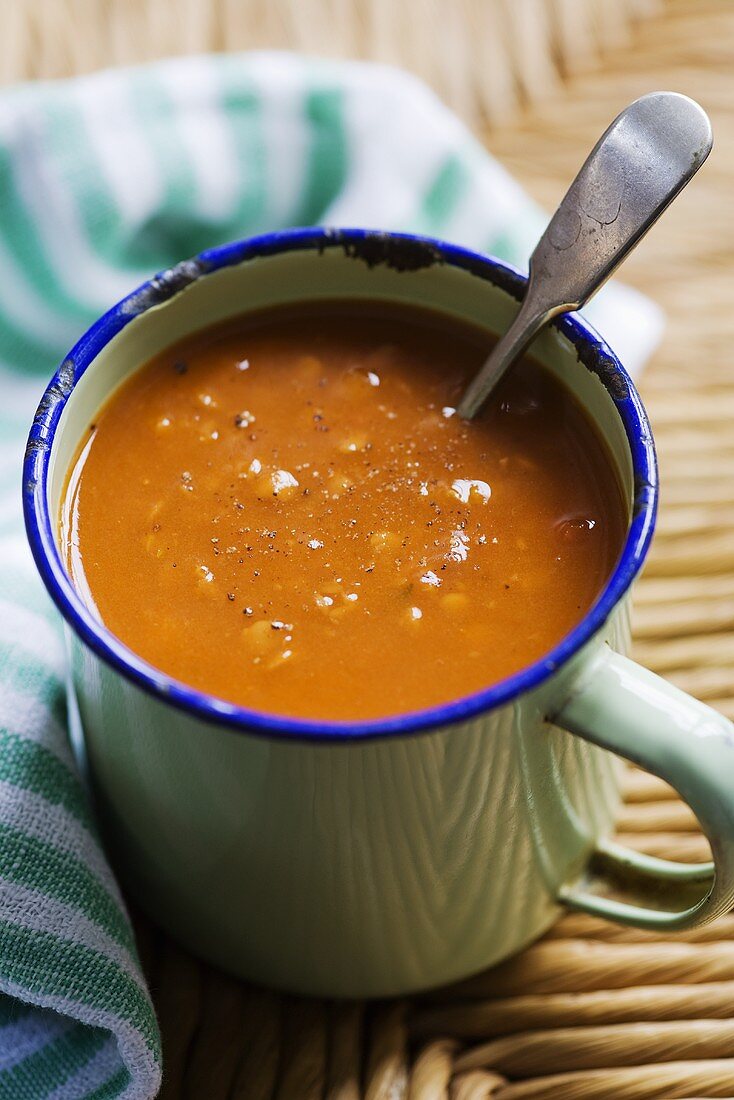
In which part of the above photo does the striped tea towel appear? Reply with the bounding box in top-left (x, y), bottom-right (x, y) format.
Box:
top-left (0, 52), bottom-right (663, 1099)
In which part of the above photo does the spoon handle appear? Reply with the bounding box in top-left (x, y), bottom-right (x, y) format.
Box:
top-left (458, 91), bottom-right (713, 420)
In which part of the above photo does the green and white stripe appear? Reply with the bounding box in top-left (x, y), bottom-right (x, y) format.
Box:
top-left (0, 52), bottom-right (662, 1098)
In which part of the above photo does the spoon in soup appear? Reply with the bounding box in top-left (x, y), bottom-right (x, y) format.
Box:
top-left (457, 91), bottom-right (712, 420)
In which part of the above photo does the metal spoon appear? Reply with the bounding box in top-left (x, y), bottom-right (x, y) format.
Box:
top-left (457, 91), bottom-right (712, 420)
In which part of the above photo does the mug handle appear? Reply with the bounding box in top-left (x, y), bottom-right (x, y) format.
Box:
top-left (553, 645), bottom-right (734, 930)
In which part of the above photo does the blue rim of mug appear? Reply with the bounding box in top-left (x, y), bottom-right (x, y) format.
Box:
top-left (23, 227), bottom-right (658, 742)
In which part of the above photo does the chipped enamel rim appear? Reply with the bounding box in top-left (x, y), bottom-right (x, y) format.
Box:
top-left (23, 228), bottom-right (658, 742)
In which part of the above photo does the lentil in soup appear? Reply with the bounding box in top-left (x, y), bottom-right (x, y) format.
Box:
top-left (61, 302), bottom-right (627, 720)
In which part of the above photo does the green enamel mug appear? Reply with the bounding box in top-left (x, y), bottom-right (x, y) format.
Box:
top-left (23, 229), bottom-right (734, 998)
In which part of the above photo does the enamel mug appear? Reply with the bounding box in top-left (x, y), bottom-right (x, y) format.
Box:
top-left (24, 229), bottom-right (734, 998)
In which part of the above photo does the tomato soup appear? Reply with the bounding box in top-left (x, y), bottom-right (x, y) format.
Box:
top-left (61, 303), bottom-right (627, 720)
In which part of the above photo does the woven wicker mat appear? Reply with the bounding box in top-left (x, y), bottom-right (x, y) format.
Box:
top-left (34, 0), bottom-right (717, 1095)
top-left (117, 2), bottom-right (734, 1097)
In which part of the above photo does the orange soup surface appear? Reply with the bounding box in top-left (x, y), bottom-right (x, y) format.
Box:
top-left (62, 303), bottom-right (627, 720)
